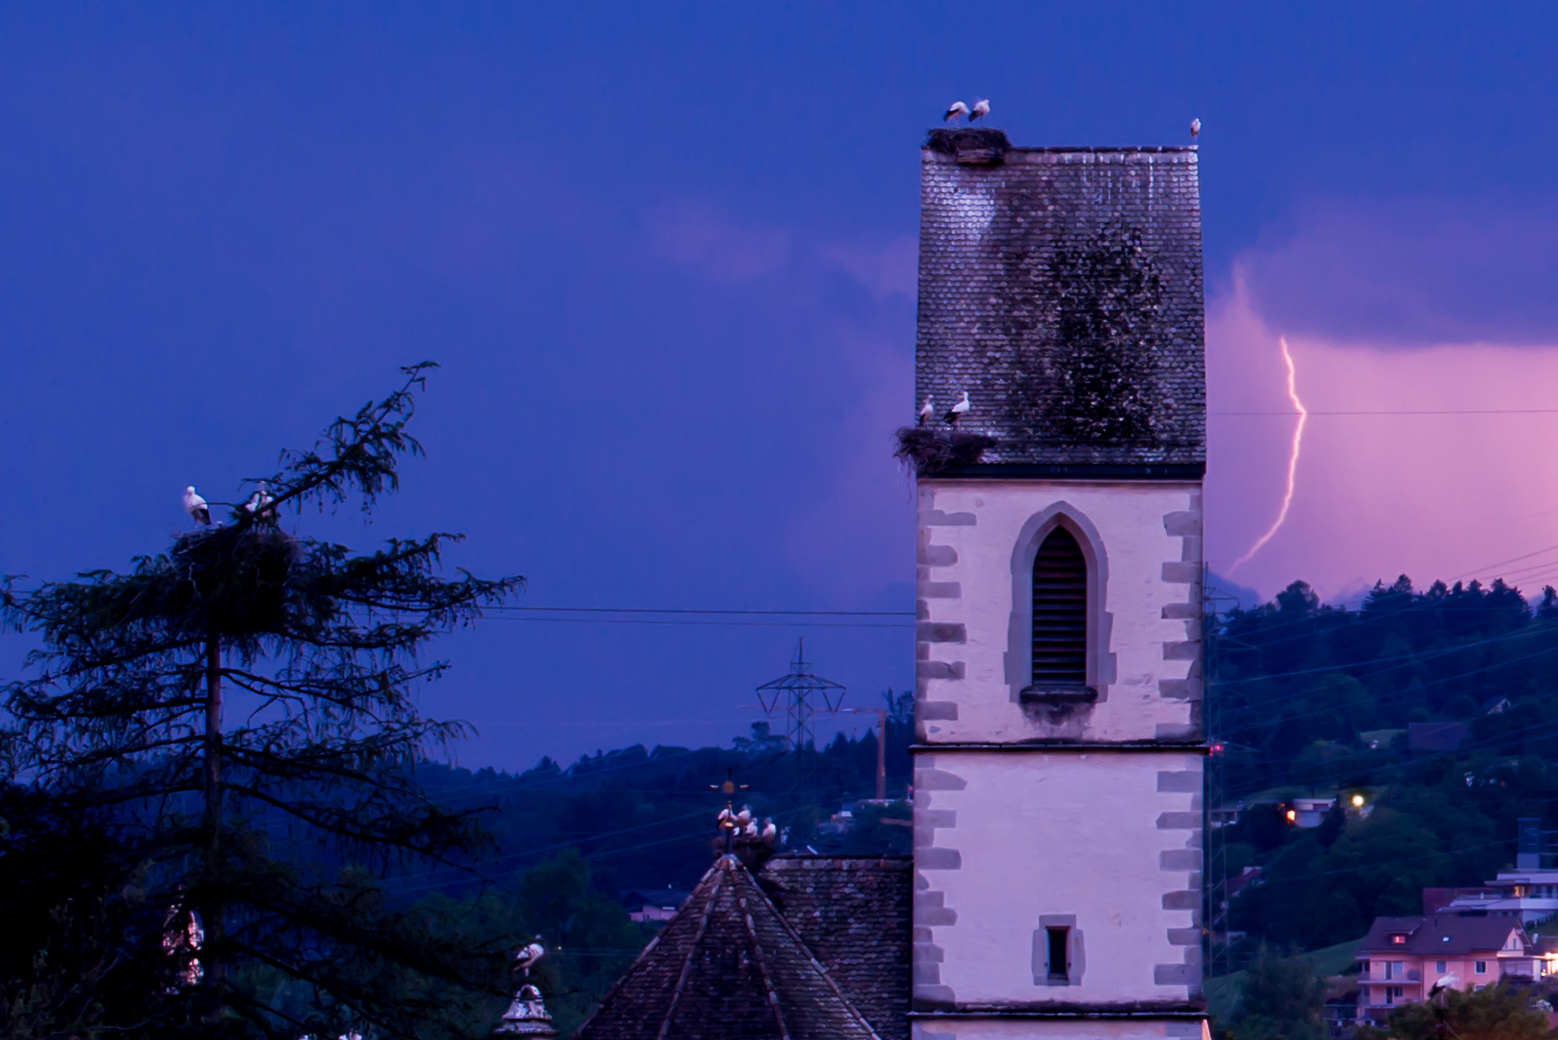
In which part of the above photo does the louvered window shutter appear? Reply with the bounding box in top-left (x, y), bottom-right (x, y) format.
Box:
top-left (1031, 528), bottom-right (1087, 687)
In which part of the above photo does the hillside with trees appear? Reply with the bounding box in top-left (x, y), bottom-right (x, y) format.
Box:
top-left (1212, 576), bottom-right (1558, 960)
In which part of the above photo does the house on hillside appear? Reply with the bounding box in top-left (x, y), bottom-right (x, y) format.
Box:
top-left (619, 887), bottom-right (691, 923)
top-left (1356, 915), bottom-right (1541, 1023)
top-left (1432, 819), bottom-right (1558, 924)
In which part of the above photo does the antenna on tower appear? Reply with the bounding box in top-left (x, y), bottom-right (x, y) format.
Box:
top-left (755, 638), bottom-right (846, 752)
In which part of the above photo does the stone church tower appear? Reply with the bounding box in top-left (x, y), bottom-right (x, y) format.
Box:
top-left (910, 130), bottom-right (1206, 1040)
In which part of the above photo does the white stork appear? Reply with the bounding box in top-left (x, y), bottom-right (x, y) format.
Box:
top-left (970, 99), bottom-right (990, 123)
top-left (183, 487), bottom-right (211, 526)
top-left (918, 396), bottom-right (934, 426)
top-left (244, 482), bottom-right (276, 522)
top-left (944, 101), bottom-right (970, 123)
top-left (944, 391), bottom-right (971, 426)
top-left (1190, 117), bottom-right (1202, 139)
top-left (513, 938), bottom-right (546, 975)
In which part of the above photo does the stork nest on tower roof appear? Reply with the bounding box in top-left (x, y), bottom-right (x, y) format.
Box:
top-left (923, 128), bottom-right (1010, 163)
top-left (894, 427), bottom-right (998, 477)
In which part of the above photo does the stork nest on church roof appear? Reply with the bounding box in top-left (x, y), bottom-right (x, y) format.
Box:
top-left (923, 127), bottom-right (1011, 156)
top-left (894, 427), bottom-right (998, 477)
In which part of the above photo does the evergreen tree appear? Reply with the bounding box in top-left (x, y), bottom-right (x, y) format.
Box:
top-left (1, 363), bottom-right (522, 1039)
top-left (1230, 944), bottom-right (1327, 1040)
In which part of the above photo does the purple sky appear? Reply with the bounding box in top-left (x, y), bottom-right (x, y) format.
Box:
top-left (3, 5), bottom-right (1558, 770)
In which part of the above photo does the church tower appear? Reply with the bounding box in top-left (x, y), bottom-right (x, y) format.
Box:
top-left (910, 130), bottom-right (1206, 1040)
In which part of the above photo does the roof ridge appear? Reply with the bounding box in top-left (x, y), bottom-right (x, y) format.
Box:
top-left (733, 860), bottom-right (793, 1040)
top-left (654, 862), bottom-right (723, 1040)
top-left (746, 862), bottom-right (885, 1040)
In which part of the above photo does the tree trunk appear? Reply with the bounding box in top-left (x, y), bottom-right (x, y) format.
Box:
top-left (202, 627), bottom-right (225, 998)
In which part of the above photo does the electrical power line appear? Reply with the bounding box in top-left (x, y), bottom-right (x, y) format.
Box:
top-left (1212, 409), bottom-right (1558, 416)
top-left (490, 607), bottom-right (913, 617)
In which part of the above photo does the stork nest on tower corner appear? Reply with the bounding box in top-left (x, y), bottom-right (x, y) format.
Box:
top-left (894, 427), bottom-right (998, 477)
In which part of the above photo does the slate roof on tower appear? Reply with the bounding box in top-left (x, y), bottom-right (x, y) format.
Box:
top-left (916, 129), bottom-right (1205, 475)
top-left (571, 855), bottom-right (882, 1040)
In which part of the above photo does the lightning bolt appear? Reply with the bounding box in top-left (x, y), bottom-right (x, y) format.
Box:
top-left (1230, 336), bottom-right (1307, 573)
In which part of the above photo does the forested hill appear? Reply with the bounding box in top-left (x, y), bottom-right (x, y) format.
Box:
top-left (405, 574), bottom-right (1558, 973)
top-left (1214, 576), bottom-right (1558, 960)
top-left (409, 701), bottom-right (915, 903)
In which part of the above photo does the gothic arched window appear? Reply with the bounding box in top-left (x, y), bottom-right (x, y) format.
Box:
top-left (1031, 527), bottom-right (1088, 688)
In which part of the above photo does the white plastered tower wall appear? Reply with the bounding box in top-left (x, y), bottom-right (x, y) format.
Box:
top-left (909, 133), bottom-right (1206, 1040)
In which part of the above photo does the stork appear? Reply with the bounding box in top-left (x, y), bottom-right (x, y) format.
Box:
top-left (760, 818), bottom-right (777, 843)
top-left (918, 396), bottom-right (934, 426)
top-left (244, 482), bottom-right (276, 522)
top-left (969, 99), bottom-right (990, 123)
top-left (944, 391), bottom-right (971, 426)
top-left (1190, 117), bottom-right (1201, 139)
top-left (183, 487), bottom-right (211, 526)
top-left (513, 938), bottom-right (546, 976)
top-left (944, 101), bottom-right (970, 124)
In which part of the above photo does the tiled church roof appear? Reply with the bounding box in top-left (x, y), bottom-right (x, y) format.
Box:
top-left (572, 855), bottom-right (882, 1040)
top-left (757, 856), bottom-right (911, 1040)
top-left (915, 128), bottom-right (1206, 474)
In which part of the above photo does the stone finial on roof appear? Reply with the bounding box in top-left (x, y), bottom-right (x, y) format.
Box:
top-left (494, 984), bottom-right (558, 1039)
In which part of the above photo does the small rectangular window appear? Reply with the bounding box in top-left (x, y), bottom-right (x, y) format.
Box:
top-left (1047, 927), bottom-right (1069, 980)
top-left (1385, 987), bottom-right (1396, 1005)
top-left (1436, 960), bottom-right (1447, 973)
top-left (1475, 961), bottom-right (1487, 974)
top-left (1391, 961), bottom-right (1404, 977)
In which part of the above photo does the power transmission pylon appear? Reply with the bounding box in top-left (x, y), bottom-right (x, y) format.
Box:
top-left (755, 638), bottom-right (846, 752)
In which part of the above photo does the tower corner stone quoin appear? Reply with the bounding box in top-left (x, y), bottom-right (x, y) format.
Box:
top-left (910, 130), bottom-right (1206, 1040)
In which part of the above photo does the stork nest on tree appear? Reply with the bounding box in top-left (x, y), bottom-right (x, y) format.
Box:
top-left (894, 427), bottom-right (998, 477)
top-left (163, 522), bottom-right (302, 641)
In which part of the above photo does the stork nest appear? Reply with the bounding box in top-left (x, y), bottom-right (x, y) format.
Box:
top-left (895, 427), bottom-right (998, 476)
top-left (166, 522), bottom-right (301, 638)
top-left (923, 128), bottom-right (1010, 159)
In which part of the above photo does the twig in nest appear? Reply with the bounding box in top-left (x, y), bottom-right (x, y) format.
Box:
top-left (894, 427), bottom-right (998, 477)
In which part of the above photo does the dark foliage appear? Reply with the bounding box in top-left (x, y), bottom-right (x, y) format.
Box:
top-left (0, 785), bottom-right (170, 1035)
top-left (893, 427), bottom-right (999, 476)
top-left (0, 364), bottom-right (523, 1039)
top-left (1355, 980), bottom-right (1557, 1040)
top-left (1228, 944), bottom-right (1328, 1040)
top-left (1209, 574), bottom-right (1558, 960)
top-left (404, 694), bottom-right (917, 904)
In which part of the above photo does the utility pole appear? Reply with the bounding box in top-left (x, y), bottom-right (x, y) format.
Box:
top-left (845, 706), bottom-right (888, 800)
